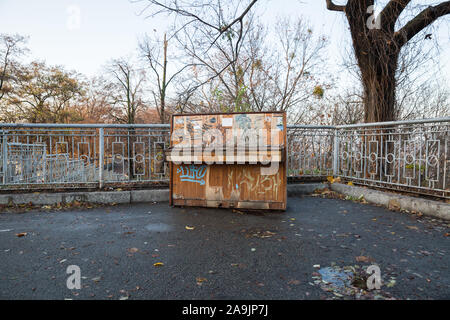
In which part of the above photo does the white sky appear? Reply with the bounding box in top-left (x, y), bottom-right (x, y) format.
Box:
top-left (0, 0), bottom-right (449, 87)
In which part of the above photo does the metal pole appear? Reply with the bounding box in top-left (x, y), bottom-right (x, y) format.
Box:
top-left (99, 128), bottom-right (104, 189)
top-left (333, 130), bottom-right (339, 176)
top-left (2, 131), bottom-right (8, 184)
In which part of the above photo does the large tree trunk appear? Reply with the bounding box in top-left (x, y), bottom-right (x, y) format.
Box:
top-left (327, 0), bottom-right (450, 123)
top-left (360, 50), bottom-right (399, 123)
top-left (344, 0), bottom-right (401, 123)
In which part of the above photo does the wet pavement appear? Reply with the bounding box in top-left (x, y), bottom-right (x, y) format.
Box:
top-left (0, 195), bottom-right (449, 300)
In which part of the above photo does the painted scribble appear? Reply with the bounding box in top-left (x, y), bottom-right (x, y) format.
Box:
top-left (177, 164), bottom-right (207, 185)
top-left (228, 169), bottom-right (280, 199)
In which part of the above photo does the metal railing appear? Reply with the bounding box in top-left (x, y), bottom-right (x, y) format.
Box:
top-left (0, 124), bottom-right (170, 189)
top-left (0, 117), bottom-right (448, 198)
top-left (288, 118), bottom-right (449, 199)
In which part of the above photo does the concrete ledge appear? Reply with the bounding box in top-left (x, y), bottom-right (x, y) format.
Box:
top-left (84, 191), bottom-right (131, 204)
top-left (330, 183), bottom-right (450, 221)
top-left (287, 183), bottom-right (327, 196)
top-left (3, 183), bottom-right (446, 221)
top-left (0, 189), bottom-right (167, 206)
top-left (130, 189), bottom-right (170, 203)
top-left (0, 184), bottom-right (326, 207)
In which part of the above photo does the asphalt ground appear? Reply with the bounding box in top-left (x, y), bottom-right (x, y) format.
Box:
top-left (0, 195), bottom-right (449, 300)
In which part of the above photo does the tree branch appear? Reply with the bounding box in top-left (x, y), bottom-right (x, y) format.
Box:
top-left (326, 0), bottom-right (346, 12)
top-left (380, 0), bottom-right (411, 32)
top-left (395, 1), bottom-right (450, 46)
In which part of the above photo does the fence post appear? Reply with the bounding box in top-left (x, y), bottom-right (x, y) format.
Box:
top-left (333, 129), bottom-right (339, 176)
top-left (99, 128), bottom-right (104, 189)
top-left (2, 131), bottom-right (8, 185)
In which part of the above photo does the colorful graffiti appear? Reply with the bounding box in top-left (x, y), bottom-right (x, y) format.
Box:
top-left (177, 164), bottom-right (207, 185)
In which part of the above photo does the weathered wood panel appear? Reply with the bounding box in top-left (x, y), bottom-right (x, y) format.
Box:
top-left (168, 112), bottom-right (287, 210)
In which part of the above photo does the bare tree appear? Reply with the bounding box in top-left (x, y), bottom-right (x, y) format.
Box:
top-left (139, 33), bottom-right (194, 122)
top-left (104, 58), bottom-right (146, 124)
top-left (175, 10), bottom-right (258, 112)
top-left (136, 0), bottom-right (258, 46)
top-left (0, 34), bottom-right (28, 103)
top-left (167, 12), bottom-right (329, 118)
top-left (135, 0), bottom-right (259, 99)
top-left (326, 0), bottom-right (450, 122)
top-left (74, 77), bottom-right (115, 123)
top-left (399, 80), bottom-right (449, 119)
top-left (246, 17), bottom-right (329, 116)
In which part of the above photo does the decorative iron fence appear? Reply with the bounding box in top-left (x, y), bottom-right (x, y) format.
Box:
top-left (0, 118), bottom-right (448, 198)
top-left (0, 124), bottom-right (170, 189)
top-left (288, 118), bottom-right (449, 198)
top-left (334, 119), bottom-right (449, 199)
top-left (287, 125), bottom-right (335, 178)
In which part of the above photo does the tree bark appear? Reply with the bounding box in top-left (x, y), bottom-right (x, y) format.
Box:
top-left (326, 0), bottom-right (450, 123)
top-left (359, 44), bottom-right (400, 123)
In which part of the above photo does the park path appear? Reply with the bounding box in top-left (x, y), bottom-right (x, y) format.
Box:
top-left (0, 196), bottom-right (449, 300)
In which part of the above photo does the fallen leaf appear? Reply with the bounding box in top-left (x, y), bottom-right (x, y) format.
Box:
top-left (128, 247), bottom-right (139, 253)
top-left (153, 262), bottom-right (164, 267)
top-left (185, 226), bottom-right (195, 230)
top-left (16, 232), bottom-right (27, 237)
top-left (355, 256), bottom-right (372, 263)
top-left (407, 226), bottom-right (418, 230)
top-left (386, 279), bottom-right (396, 288)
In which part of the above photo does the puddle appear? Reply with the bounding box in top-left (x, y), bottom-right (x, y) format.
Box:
top-left (313, 265), bottom-right (394, 299)
top-left (318, 267), bottom-right (354, 288)
top-left (145, 223), bottom-right (173, 232)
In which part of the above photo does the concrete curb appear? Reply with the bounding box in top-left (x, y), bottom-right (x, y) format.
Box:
top-left (1, 183), bottom-right (447, 222)
top-left (0, 189), bottom-right (170, 206)
top-left (0, 184), bottom-right (326, 207)
top-left (287, 183), bottom-right (327, 196)
top-left (330, 183), bottom-right (450, 221)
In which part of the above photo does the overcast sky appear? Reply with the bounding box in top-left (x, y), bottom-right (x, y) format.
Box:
top-left (1, 0), bottom-right (449, 87)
